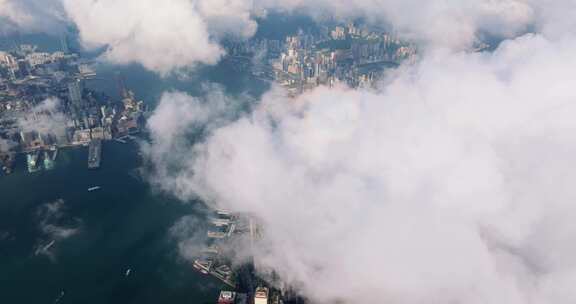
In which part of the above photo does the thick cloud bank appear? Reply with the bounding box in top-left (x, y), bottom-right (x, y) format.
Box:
top-left (61, 0), bottom-right (227, 75)
top-left (258, 0), bottom-right (535, 48)
top-left (145, 26), bottom-right (576, 304)
top-left (0, 137), bottom-right (15, 152)
top-left (0, 0), bottom-right (63, 34)
top-left (0, 0), bottom-right (553, 72)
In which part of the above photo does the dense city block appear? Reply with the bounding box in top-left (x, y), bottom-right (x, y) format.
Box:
top-left (0, 41), bottom-right (146, 174)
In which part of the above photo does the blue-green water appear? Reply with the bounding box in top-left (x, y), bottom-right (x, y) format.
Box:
top-left (0, 33), bottom-right (270, 303)
top-left (0, 143), bottom-right (226, 303)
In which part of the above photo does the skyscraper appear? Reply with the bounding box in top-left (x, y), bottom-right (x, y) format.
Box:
top-left (60, 34), bottom-right (70, 54)
top-left (68, 80), bottom-right (82, 106)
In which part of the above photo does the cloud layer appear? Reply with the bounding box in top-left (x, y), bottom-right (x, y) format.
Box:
top-left (17, 97), bottom-right (68, 138)
top-left (143, 17), bottom-right (576, 304)
top-left (60, 0), bottom-right (227, 75)
top-left (0, 0), bottom-right (64, 34)
top-left (6, 0), bottom-right (576, 302)
top-left (0, 137), bottom-right (16, 152)
top-left (0, 0), bottom-right (556, 72)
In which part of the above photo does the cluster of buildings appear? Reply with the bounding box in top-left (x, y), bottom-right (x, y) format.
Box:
top-left (217, 287), bottom-right (282, 304)
top-left (226, 22), bottom-right (417, 95)
top-left (193, 210), bottom-right (255, 287)
top-left (205, 24), bottom-right (418, 304)
top-left (191, 210), bottom-right (285, 304)
top-left (0, 42), bottom-right (146, 174)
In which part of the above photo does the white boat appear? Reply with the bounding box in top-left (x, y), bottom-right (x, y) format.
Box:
top-left (34, 240), bottom-right (56, 255)
top-left (44, 240), bottom-right (56, 251)
top-left (88, 186), bottom-right (101, 192)
top-left (125, 268), bottom-right (132, 276)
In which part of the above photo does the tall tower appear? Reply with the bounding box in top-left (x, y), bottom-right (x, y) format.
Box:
top-left (60, 34), bottom-right (70, 54)
top-left (115, 72), bottom-right (128, 99)
top-left (68, 79), bottom-right (83, 111)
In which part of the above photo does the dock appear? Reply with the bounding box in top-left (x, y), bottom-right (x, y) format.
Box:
top-left (88, 139), bottom-right (102, 169)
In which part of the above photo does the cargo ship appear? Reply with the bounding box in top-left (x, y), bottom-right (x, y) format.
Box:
top-left (193, 258), bottom-right (213, 274)
top-left (88, 139), bottom-right (102, 169)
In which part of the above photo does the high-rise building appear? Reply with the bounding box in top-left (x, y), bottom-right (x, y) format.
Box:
top-left (60, 34), bottom-right (70, 54)
top-left (254, 287), bottom-right (269, 304)
top-left (68, 80), bottom-right (83, 106)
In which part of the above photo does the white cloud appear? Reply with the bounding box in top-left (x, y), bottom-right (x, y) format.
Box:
top-left (0, 137), bottom-right (16, 152)
top-left (60, 0), bottom-right (225, 75)
top-left (144, 24), bottom-right (576, 303)
top-left (141, 84), bottom-right (252, 193)
top-left (198, 0), bottom-right (258, 39)
top-left (0, 0), bottom-right (64, 34)
top-left (0, 0), bottom-right (546, 72)
top-left (34, 199), bottom-right (82, 259)
top-left (6, 0), bottom-right (576, 301)
top-left (17, 97), bottom-right (68, 138)
top-left (255, 0), bottom-right (535, 48)
top-left (170, 215), bottom-right (210, 261)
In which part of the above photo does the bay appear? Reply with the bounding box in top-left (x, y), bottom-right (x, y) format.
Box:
top-left (0, 33), bottom-right (269, 303)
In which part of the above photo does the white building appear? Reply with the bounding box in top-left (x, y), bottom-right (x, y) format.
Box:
top-left (254, 287), bottom-right (269, 304)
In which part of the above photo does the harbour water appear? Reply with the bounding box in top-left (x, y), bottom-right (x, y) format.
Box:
top-left (0, 142), bottom-right (226, 303)
top-left (0, 34), bottom-right (269, 303)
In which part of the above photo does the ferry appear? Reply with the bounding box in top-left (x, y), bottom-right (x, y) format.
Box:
top-left (34, 240), bottom-right (55, 256)
top-left (193, 258), bottom-right (212, 274)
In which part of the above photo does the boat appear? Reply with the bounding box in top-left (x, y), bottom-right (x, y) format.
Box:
top-left (88, 186), bottom-right (101, 192)
top-left (125, 268), bottom-right (132, 276)
top-left (35, 240), bottom-right (56, 255)
top-left (43, 240), bottom-right (56, 251)
top-left (193, 258), bottom-right (213, 274)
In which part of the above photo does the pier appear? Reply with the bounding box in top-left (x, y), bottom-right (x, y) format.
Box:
top-left (88, 139), bottom-right (102, 169)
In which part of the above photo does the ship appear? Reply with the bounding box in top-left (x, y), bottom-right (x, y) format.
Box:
top-left (34, 240), bottom-right (55, 255)
top-left (193, 258), bottom-right (213, 274)
top-left (27, 151), bottom-right (40, 173)
top-left (88, 139), bottom-right (102, 169)
top-left (88, 186), bottom-right (101, 192)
